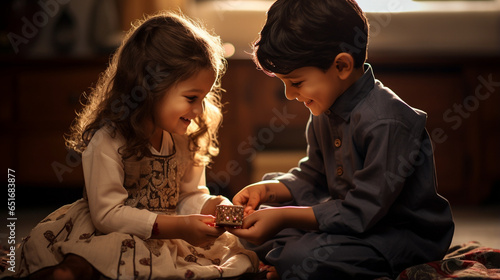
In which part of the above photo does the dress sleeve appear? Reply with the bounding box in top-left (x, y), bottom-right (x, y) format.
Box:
top-left (176, 166), bottom-right (211, 215)
top-left (82, 129), bottom-right (157, 240)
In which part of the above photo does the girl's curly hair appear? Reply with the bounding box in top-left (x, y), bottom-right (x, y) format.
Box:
top-left (65, 11), bottom-right (226, 165)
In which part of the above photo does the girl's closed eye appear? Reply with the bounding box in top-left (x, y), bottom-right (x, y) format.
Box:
top-left (185, 96), bottom-right (198, 103)
top-left (290, 81), bottom-right (303, 88)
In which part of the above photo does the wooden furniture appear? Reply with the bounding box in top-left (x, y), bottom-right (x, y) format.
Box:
top-left (0, 58), bottom-right (108, 190)
top-left (1, 55), bottom-right (498, 205)
top-left (214, 57), bottom-right (500, 205)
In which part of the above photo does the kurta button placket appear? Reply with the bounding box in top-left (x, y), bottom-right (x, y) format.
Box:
top-left (336, 166), bottom-right (343, 176)
top-left (334, 139), bottom-right (342, 148)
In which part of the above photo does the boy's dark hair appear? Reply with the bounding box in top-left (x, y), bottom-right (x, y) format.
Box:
top-left (253, 0), bottom-right (369, 75)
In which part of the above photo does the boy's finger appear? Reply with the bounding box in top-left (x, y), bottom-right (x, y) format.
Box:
top-left (246, 192), bottom-right (262, 210)
top-left (226, 227), bottom-right (249, 238)
top-left (243, 208), bottom-right (255, 217)
top-left (232, 193), bottom-right (248, 206)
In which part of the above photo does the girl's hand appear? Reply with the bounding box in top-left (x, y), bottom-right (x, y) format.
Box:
top-left (153, 214), bottom-right (225, 247)
top-left (226, 208), bottom-right (284, 245)
top-left (178, 215), bottom-right (226, 247)
top-left (200, 195), bottom-right (231, 216)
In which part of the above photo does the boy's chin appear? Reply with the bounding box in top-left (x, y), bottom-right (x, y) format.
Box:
top-left (310, 109), bottom-right (324, 116)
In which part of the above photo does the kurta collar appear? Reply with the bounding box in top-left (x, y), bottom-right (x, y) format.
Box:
top-left (326, 63), bottom-right (375, 121)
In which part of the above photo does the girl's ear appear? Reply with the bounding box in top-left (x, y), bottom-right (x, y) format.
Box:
top-left (334, 53), bottom-right (355, 80)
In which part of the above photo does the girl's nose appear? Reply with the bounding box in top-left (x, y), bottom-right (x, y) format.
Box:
top-left (284, 85), bottom-right (299, 101)
top-left (193, 100), bottom-right (204, 115)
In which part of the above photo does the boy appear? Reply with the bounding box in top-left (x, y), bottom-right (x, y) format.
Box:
top-left (228, 0), bottom-right (455, 279)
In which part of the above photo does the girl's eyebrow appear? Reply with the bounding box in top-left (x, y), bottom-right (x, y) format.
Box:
top-left (182, 89), bottom-right (205, 94)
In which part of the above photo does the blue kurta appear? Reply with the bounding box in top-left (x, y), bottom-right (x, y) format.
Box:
top-left (266, 64), bottom-right (454, 278)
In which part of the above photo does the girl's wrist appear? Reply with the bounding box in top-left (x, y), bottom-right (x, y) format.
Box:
top-left (151, 215), bottom-right (183, 239)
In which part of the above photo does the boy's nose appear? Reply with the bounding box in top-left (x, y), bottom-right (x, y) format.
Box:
top-left (284, 86), bottom-right (299, 101)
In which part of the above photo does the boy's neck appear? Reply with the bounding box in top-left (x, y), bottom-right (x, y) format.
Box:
top-left (347, 66), bottom-right (365, 87)
top-left (338, 66), bottom-right (365, 97)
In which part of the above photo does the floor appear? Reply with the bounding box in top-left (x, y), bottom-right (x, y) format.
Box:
top-left (4, 203), bottom-right (500, 250)
top-left (448, 204), bottom-right (500, 249)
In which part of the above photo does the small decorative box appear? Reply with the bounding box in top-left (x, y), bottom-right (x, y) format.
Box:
top-left (215, 205), bottom-right (244, 227)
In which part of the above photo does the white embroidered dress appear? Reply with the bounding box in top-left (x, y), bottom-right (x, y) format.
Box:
top-left (5, 127), bottom-right (258, 279)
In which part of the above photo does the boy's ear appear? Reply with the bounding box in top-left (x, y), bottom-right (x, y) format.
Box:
top-left (334, 53), bottom-right (355, 80)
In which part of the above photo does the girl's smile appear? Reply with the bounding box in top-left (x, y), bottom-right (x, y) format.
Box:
top-left (150, 68), bottom-right (216, 149)
top-left (180, 116), bottom-right (192, 126)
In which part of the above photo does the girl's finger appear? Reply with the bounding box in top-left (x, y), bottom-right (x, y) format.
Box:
top-left (200, 215), bottom-right (216, 223)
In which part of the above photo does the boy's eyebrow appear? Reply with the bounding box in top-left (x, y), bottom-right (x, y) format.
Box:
top-left (281, 73), bottom-right (302, 79)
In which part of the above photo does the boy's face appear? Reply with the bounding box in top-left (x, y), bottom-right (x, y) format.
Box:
top-left (275, 64), bottom-right (345, 116)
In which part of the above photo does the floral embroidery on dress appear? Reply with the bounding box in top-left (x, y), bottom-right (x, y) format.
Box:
top-left (1, 131), bottom-right (259, 280)
top-left (121, 239), bottom-right (135, 252)
top-left (79, 232), bottom-right (94, 240)
top-left (56, 214), bottom-right (66, 220)
top-left (184, 245), bottom-right (223, 267)
top-left (185, 254), bottom-right (198, 264)
top-left (123, 133), bottom-right (179, 213)
top-left (44, 219), bottom-right (73, 247)
top-left (139, 258), bottom-right (151, 266)
top-left (143, 239), bottom-right (164, 257)
top-left (117, 237), bottom-right (137, 278)
top-left (44, 231), bottom-right (56, 246)
top-left (185, 269), bottom-right (195, 279)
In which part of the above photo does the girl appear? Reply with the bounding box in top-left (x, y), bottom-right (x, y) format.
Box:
top-left (2, 11), bottom-right (258, 280)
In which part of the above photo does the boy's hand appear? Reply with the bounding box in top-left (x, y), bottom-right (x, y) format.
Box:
top-left (232, 180), bottom-right (293, 217)
top-left (232, 183), bottom-right (268, 216)
top-left (226, 208), bottom-right (285, 245)
top-left (226, 206), bottom-right (318, 245)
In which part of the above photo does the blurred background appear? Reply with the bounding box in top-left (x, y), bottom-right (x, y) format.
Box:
top-left (0, 0), bottom-right (499, 246)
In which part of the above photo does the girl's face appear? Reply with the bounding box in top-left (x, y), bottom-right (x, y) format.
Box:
top-left (153, 68), bottom-right (216, 136)
top-left (275, 65), bottom-right (344, 116)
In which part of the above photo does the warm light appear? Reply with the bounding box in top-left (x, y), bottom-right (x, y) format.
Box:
top-left (223, 42), bottom-right (235, 58)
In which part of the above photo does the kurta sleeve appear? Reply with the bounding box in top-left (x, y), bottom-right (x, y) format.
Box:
top-left (311, 117), bottom-right (425, 234)
top-left (82, 129), bottom-right (157, 240)
top-left (276, 107), bottom-right (429, 235)
top-left (274, 116), bottom-right (332, 206)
